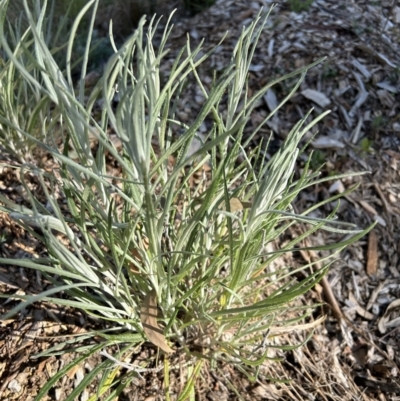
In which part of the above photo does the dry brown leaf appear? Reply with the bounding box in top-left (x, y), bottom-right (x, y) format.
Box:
top-left (140, 290), bottom-right (174, 354)
top-left (219, 198), bottom-right (252, 211)
top-left (218, 197), bottom-right (243, 211)
top-left (66, 363), bottom-right (82, 379)
top-left (129, 237), bottom-right (150, 273)
top-left (228, 197), bottom-right (243, 211)
top-left (351, 341), bottom-right (369, 367)
top-left (384, 149), bottom-right (400, 159)
top-left (268, 315), bottom-right (326, 334)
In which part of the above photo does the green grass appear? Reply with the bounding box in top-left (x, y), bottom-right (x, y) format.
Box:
top-left (371, 114), bottom-right (387, 133)
top-left (288, 0), bottom-right (314, 13)
top-left (359, 137), bottom-right (374, 155)
top-left (322, 64), bottom-right (339, 81)
top-left (0, 0), bottom-right (374, 398)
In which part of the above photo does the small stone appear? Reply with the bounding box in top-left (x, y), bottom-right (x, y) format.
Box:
top-left (8, 379), bottom-right (22, 393)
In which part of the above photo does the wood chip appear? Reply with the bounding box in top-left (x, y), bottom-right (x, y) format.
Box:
top-left (357, 199), bottom-right (378, 215)
top-left (394, 6), bottom-right (400, 23)
top-left (378, 299), bottom-right (400, 334)
top-left (366, 230), bottom-right (378, 277)
top-left (349, 72), bottom-right (368, 117)
top-left (366, 280), bottom-right (387, 311)
top-left (348, 292), bottom-right (375, 320)
top-left (351, 59), bottom-right (371, 80)
top-left (263, 88), bottom-right (278, 112)
top-left (312, 137), bottom-right (345, 149)
top-left (376, 89), bottom-right (395, 108)
top-left (301, 89), bottom-right (331, 107)
top-left (373, 181), bottom-right (392, 213)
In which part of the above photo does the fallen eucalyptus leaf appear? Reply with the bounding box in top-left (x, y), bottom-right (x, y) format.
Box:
top-left (140, 290), bottom-right (174, 353)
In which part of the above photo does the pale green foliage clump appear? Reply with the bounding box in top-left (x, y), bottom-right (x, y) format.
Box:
top-left (0, 0), bottom-right (372, 399)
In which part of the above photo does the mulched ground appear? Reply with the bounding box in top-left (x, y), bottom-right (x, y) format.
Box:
top-left (1, 0), bottom-right (400, 400)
